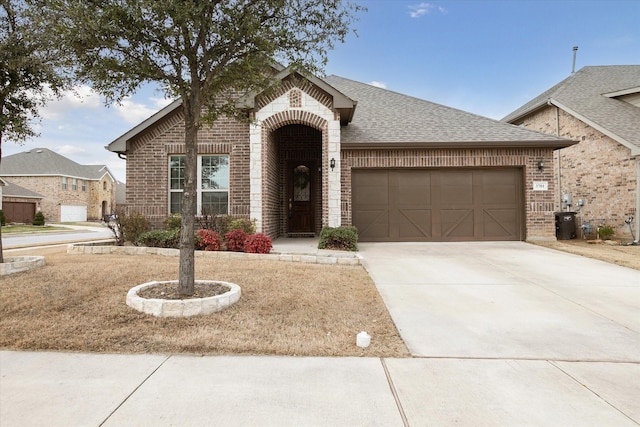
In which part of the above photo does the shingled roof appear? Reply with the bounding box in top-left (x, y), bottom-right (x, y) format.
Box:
top-left (324, 75), bottom-right (573, 149)
top-left (502, 65), bottom-right (640, 155)
top-left (1, 180), bottom-right (44, 199)
top-left (0, 148), bottom-right (114, 181)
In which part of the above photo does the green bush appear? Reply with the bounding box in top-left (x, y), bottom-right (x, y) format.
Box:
top-left (318, 226), bottom-right (358, 251)
top-left (136, 229), bottom-right (180, 248)
top-left (0, 210), bottom-right (6, 226)
top-left (598, 225), bottom-right (615, 240)
top-left (164, 213), bottom-right (182, 230)
top-left (120, 211), bottom-right (151, 245)
top-left (229, 218), bottom-right (256, 234)
top-left (32, 211), bottom-right (45, 226)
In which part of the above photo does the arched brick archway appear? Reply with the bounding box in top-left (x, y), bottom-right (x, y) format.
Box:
top-left (260, 110), bottom-right (329, 237)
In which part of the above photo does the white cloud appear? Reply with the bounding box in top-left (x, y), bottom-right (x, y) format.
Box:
top-left (408, 2), bottom-right (446, 18)
top-left (114, 97), bottom-right (161, 125)
top-left (39, 85), bottom-right (102, 120)
top-left (369, 81), bottom-right (387, 89)
top-left (56, 144), bottom-right (87, 157)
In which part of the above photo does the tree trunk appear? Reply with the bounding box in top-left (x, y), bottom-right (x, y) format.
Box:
top-left (178, 92), bottom-right (201, 296)
top-left (0, 140), bottom-right (4, 264)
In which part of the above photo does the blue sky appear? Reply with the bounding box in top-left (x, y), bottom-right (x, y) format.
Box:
top-left (3, 0), bottom-right (639, 182)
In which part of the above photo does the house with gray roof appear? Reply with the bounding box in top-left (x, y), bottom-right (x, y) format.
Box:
top-left (0, 148), bottom-right (117, 223)
top-left (107, 69), bottom-right (573, 242)
top-left (503, 65), bottom-right (640, 242)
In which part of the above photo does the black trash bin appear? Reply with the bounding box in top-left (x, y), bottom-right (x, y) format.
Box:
top-left (555, 212), bottom-right (577, 240)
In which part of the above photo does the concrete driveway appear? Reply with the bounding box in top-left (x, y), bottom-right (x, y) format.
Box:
top-left (358, 241), bottom-right (640, 424)
top-left (359, 241), bottom-right (640, 360)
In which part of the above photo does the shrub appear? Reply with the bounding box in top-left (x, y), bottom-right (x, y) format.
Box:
top-left (225, 229), bottom-right (247, 252)
top-left (120, 211), bottom-right (151, 245)
top-left (0, 210), bottom-right (6, 226)
top-left (164, 213), bottom-right (182, 231)
top-left (244, 233), bottom-right (273, 254)
top-left (598, 225), bottom-right (615, 240)
top-left (229, 218), bottom-right (256, 234)
top-left (196, 229), bottom-right (222, 251)
top-left (318, 226), bottom-right (358, 251)
top-left (197, 213), bottom-right (234, 235)
top-left (136, 229), bottom-right (180, 248)
top-left (32, 211), bottom-right (45, 226)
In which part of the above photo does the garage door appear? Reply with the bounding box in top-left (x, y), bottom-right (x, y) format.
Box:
top-left (60, 205), bottom-right (87, 222)
top-left (352, 168), bottom-right (524, 242)
top-left (2, 202), bottom-right (36, 224)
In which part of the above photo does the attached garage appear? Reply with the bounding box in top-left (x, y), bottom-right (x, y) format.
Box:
top-left (2, 201), bottom-right (36, 224)
top-left (60, 205), bottom-right (88, 222)
top-left (352, 168), bottom-right (524, 242)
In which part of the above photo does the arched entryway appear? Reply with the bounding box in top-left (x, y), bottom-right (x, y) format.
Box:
top-left (264, 124), bottom-right (323, 237)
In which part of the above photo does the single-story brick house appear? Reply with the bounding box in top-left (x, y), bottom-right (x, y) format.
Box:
top-left (107, 68), bottom-right (574, 242)
top-left (503, 65), bottom-right (640, 241)
top-left (0, 148), bottom-right (117, 222)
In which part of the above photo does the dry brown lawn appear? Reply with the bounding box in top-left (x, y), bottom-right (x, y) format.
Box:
top-left (0, 247), bottom-right (409, 357)
top-left (532, 239), bottom-right (640, 271)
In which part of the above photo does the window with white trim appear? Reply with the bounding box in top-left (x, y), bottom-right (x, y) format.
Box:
top-left (169, 155), bottom-right (229, 215)
top-left (61, 177), bottom-right (67, 190)
top-left (81, 180), bottom-right (86, 191)
top-left (72, 178), bottom-right (77, 191)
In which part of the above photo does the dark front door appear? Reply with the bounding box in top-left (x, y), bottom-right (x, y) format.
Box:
top-left (288, 161), bottom-right (315, 234)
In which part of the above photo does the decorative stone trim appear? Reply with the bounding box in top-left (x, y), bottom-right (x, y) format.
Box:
top-left (66, 243), bottom-right (361, 265)
top-left (0, 256), bottom-right (45, 276)
top-left (127, 280), bottom-right (241, 317)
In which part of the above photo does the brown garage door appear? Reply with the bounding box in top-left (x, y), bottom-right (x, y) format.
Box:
top-left (2, 202), bottom-right (36, 224)
top-left (352, 168), bottom-right (524, 242)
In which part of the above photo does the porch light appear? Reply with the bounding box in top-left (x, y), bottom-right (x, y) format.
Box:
top-left (537, 160), bottom-right (544, 171)
top-left (330, 158), bottom-right (336, 171)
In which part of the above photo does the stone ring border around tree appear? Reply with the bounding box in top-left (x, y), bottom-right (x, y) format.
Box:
top-left (126, 280), bottom-right (241, 318)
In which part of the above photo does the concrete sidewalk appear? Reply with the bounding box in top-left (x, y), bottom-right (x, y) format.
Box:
top-left (2, 241), bottom-right (639, 426)
top-left (2, 350), bottom-right (638, 426)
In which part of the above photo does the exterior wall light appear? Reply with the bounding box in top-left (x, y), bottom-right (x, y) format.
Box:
top-left (330, 158), bottom-right (336, 171)
top-left (537, 160), bottom-right (544, 171)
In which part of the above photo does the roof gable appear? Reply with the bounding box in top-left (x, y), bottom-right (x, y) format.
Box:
top-left (107, 68), bottom-right (357, 154)
top-left (502, 65), bottom-right (640, 155)
top-left (1, 179), bottom-right (44, 199)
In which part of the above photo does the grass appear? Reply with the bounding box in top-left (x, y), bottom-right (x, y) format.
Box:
top-left (0, 247), bottom-right (409, 357)
top-left (1, 225), bottom-right (72, 234)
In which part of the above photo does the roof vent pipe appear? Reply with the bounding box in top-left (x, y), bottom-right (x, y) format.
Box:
top-left (571, 46), bottom-right (578, 74)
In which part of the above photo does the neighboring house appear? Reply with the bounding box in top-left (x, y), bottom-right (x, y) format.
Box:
top-left (0, 148), bottom-right (117, 222)
top-left (0, 179), bottom-right (44, 224)
top-left (503, 65), bottom-right (640, 241)
top-left (107, 68), bottom-right (573, 242)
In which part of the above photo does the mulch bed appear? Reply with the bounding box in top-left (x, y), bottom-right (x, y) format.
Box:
top-left (137, 282), bottom-right (230, 300)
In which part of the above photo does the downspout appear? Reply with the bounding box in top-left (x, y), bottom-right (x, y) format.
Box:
top-left (551, 100), bottom-right (562, 210)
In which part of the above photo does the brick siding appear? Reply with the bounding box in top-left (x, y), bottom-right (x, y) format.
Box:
top-left (520, 106), bottom-right (637, 237)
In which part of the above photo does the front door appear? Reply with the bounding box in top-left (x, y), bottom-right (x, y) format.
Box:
top-left (288, 161), bottom-right (315, 234)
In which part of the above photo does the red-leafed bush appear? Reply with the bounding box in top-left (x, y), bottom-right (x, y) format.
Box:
top-left (196, 229), bottom-right (222, 251)
top-left (225, 229), bottom-right (247, 252)
top-left (244, 233), bottom-right (273, 254)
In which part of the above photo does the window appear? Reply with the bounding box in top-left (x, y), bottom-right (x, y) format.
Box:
top-left (103, 181), bottom-right (107, 190)
top-left (81, 180), bottom-right (86, 191)
top-left (61, 177), bottom-right (67, 190)
top-left (72, 178), bottom-right (77, 191)
top-left (169, 155), bottom-right (229, 215)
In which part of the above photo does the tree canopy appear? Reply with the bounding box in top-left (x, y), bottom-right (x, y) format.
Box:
top-left (39, 0), bottom-right (363, 294)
